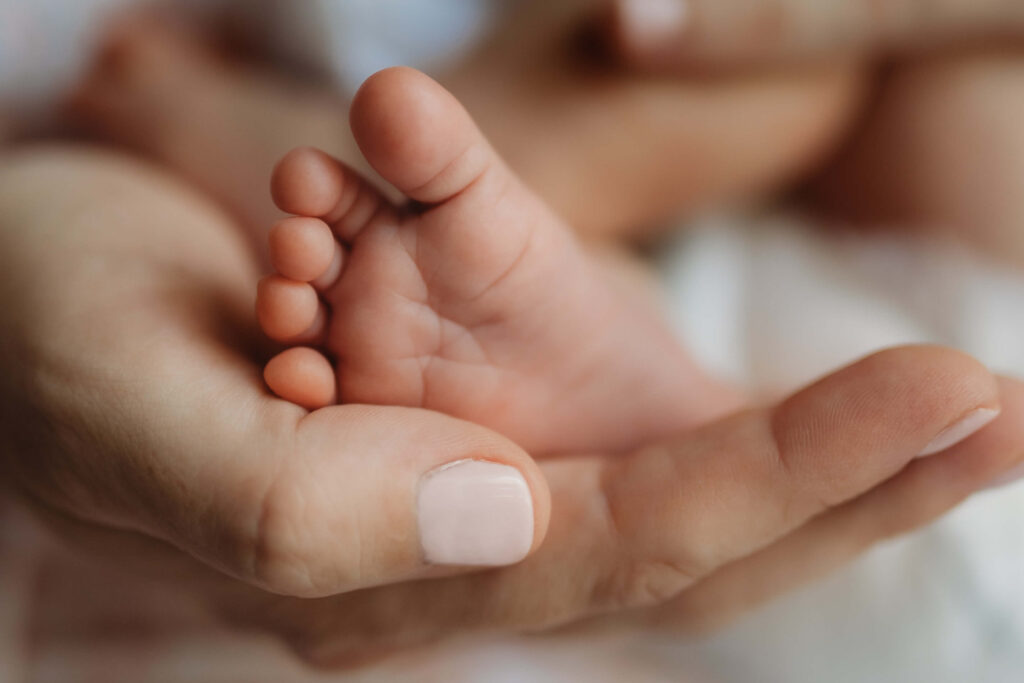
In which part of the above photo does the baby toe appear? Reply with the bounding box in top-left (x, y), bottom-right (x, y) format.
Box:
top-left (271, 147), bottom-right (347, 217)
top-left (264, 347), bottom-right (337, 410)
top-left (269, 216), bottom-right (343, 284)
top-left (256, 275), bottom-right (325, 342)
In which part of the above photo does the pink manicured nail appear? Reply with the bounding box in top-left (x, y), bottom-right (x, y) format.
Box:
top-left (417, 460), bottom-right (534, 566)
top-left (618, 0), bottom-right (690, 45)
top-left (918, 407), bottom-right (1000, 458)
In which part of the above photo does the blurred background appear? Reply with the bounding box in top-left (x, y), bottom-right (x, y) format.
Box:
top-left (1, 0), bottom-right (1023, 681)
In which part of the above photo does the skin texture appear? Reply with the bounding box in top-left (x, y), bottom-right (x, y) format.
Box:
top-left (2, 146), bottom-right (1024, 668)
top-left (257, 68), bottom-right (737, 455)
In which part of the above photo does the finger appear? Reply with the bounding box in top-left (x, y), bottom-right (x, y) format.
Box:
top-left (32, 383), bottom-right (551, 598)
top-left (597, 345), bottom-right (998, 583)
top-left (608, 0), bottom-right (1024, 69)
top-left (257, 345), bottom-right (1001, 666)
top-left (220, 404), bottom-right (552, 597)
top-left (655, 374), bottom-right (1024, 632)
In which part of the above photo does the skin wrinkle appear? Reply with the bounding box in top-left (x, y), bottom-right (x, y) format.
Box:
top-left (461, 230), bottom-right (536, 311)
top-left (26, 355), bottom-right (185, 538)
top-left (434, 317), bottom-right (491, 365)
top-left (340, 181), bottom-right (384, 240)
top-left (322, 450), bottom-right (368, 594)
top-left (403, 141), bottom-right (482, 202)
top-left (386, 169), bottom-right (539, 408)
top-left (350, 200), bottom-right (392, 246)
top-left (250, 439), bottom-right (308, 594)
top-left (401, 221), bottom-right (437, 409)
top-left (428, 236), bottom-right (618, 432)
top-left (526, 261), bottom-right (663, 421)
top-left (414, 166), bottom-right (529, 308)
top-left (321, 173), bottom-right (360, 228)
top-left (251, 421), bottom-right (377, 597)
top-left (594, 449), bottom-right (703, 610)
top-left (762, 407), bottom-right (828, 533)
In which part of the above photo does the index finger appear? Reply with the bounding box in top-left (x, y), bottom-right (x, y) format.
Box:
top-left (653, 374), bottom-right (1024, 633)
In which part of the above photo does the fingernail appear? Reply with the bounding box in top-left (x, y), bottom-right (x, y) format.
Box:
top-left (617, 0), bottom-right (690, 45)
top-left (918, 407), bottom-right (1000, 458)
top-left (417, 460), bottom-right (534, 566)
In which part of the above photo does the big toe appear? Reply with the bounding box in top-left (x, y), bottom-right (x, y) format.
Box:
top-left (348, 67), bottom-right (569, 296)
top-left (350, 67), bottom-right (498, 205)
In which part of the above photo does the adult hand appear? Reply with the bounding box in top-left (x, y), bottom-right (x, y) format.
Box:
top-left (0, 147), bottom-right (553, 597)
top-left (444, 0), bottom-right (864, 240)
top-left (244, 352), bottom-right (1022, 667)
top-left (608, 0), bottom-right (1024, 68)
top-left (2, 147), bottom-right (1022, 670)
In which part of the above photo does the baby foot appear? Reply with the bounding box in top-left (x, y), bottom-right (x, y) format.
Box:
top-left (257, 67), bottom-right (737, 455)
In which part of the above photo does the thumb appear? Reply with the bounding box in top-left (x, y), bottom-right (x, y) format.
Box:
top-left (186, 404), bottom-right (551, 598)
top-left (607, 0), bottom-right (1024, 69)
top-left (20, 390), bottom-right (551, 599)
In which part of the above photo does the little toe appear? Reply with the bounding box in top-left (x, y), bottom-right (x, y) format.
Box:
top-left (256, 275), bottom-right (326, 342)
top-left (269, 216), bottom-right (344, 284)
top-left (264, 347), bottom-right (337, 410)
